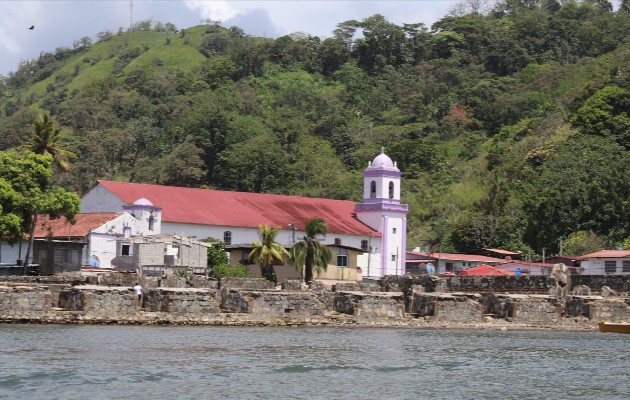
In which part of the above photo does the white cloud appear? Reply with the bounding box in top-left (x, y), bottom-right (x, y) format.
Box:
top-left (184, 0), bottom-right (239, 22)
top-left (0, 1), bottom-right (44, 55)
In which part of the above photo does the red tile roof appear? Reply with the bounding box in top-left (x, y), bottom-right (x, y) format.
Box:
top-left (406, 251), bottom-right (505, 263)
top-left (33, 213), bottom-right (121, 238)
top-left (97, 180), bottom-right (379, 236)
top-left (578, 250), bottom-right (630, 259)
top-left (460, 264), bottom-right (513, 276)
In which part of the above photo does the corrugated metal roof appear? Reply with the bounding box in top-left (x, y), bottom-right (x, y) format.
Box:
top-left (33, 213), bottom-right (120, 238)
top-left (578, 250), bottom-right (630, 259)
top-left (98, 180), bottom-right (379, 236)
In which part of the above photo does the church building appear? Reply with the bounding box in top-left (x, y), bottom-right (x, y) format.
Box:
top-left (79, 150), bottom-right (409, 278)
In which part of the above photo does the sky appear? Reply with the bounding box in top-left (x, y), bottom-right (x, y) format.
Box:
top-left (0, 0), bottom-right (459, 75)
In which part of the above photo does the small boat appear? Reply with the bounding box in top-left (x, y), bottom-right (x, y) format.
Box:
top-left (598, 321), bottom-right (630, 334)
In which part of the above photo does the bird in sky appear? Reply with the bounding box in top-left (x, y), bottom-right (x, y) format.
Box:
top-left (28, 25), bottom-right (34, 30)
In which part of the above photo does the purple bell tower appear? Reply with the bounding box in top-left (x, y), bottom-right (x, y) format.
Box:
top-left (355, 148), bottom-right (409, 277)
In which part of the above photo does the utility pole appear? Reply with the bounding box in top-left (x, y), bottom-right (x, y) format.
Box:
top-left (367, 233), bottom-right (372, 279)
top-left (559, 238), bottom-right (563, 256)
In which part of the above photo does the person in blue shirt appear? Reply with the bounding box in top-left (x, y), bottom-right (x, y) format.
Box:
top-left (515, 267), bottom-right (522, 276)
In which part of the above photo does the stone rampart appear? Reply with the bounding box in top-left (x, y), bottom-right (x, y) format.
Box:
top-left (566, 295), bottom-right (630, 322)
top-left (58, 285), bottom-right (138, 315)
top-left (220, 278), bottom-right (275, 291)
top-left (145, 288), bottom-right (221, 315)
top-left (0, 284), bottom-right (51, 317)
top-left (221, 289), bottom-right (325, 316)
top-left (481, 294), bottom-right (562, 323)
top-left (2, 279), bottom-right (629, 326)
top-left (571, 276), bottom-right (630, 294)
top-left (410, 293), bottom-right (483, 322)
top-left (335, 291), bottom-right (405, 321)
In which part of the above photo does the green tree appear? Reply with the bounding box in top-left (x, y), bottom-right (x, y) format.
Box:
top-left (572, 85), bottom-right (630, 150)
top-left (160, 136), bottom-right (205, 187)
top-left (249, 224), bottom-right (289, 284)
top-left (289, 218), bottom-right (332, 284)
top-left (0, 150), bottom-right (80, 265)
top-left (563, 230), bottom-right (607, 256)
top-left (23, 113), bottom-right (77, 171)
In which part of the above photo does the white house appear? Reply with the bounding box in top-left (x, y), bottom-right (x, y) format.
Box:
top-left (577, 250), bottom-right (630, 275)
top-left (0, 211), bottom-right (151, 274)
top-left (80, 150), bottom-right (409, 278)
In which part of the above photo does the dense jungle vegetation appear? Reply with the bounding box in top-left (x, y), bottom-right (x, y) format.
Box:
top-left (0, 0), bottom-right (629, 257)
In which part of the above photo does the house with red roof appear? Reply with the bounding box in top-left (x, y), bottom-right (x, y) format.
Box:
top-left (80, 150), bottom-right (409, 279)
top-left (577, 250), bottom-right (630, 275)
top-left (406, 250), bottom-right (506, 274)
top-left (0, 211), bottom-right (151, 274)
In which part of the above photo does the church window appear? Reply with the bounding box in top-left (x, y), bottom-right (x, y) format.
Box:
top-left (224, 231), bottom-right (232, 245)
top-left (391, 254), bottom-right (396, 262)
top-left (389, 181), bottom-right (394, 199)
top-left (361, 240), bottom-right (368, 251)
top-left (334, 238), bottom-right (341, 246)
top-left (148, 215), bottom-right (155, 231)
top-left (370, 181), bottom-right (376, 198)
top-left (392, 227), bottom-right (397, 234)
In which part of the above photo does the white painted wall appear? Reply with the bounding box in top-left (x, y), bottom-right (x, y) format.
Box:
top-left (580, 258), bottom-right (630, 275)
top-left (85, 213), bottom-right (148, 268)
top-left (80, 185), bottom-right (126, 213)
top-left (0, 242), bottom-right (24, 265)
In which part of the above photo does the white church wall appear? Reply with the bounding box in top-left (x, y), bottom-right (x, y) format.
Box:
top-left (80, 185), bottom-right (125, 213)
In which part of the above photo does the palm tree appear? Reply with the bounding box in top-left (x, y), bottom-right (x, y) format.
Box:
top-left (23, 113), bottom-right (77, 171)
top-left (290, 218), bottom-right (332, 284)
top-left (249, 224), bottom-right (289, 284)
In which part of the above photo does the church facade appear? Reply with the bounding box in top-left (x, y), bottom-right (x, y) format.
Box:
top-left (79, 150), bottom-right (409, 278)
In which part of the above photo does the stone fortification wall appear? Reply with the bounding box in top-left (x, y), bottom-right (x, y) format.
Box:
top-left (0, 284), bottom-right (51, 317)
top-left (566, 295), bottom-right (630, 322)
top-left (221, 278), bottom-right (275, 291)
top-left (335, 291), bottom-right (405, 321)
top-left (384, 275), bottom-right (554, 296)
top-left (571, 275), bottom-right (630, 294)
top-left (410, 293), bottom-right (483, 322)
top-left (145, 288), bottom-right (221, 315)
top-left (481, 294), bottom-right (562, 323)
top-left (58, 285), bottom-right (137, 315)
top-left (2, 278), bottom-right (630, 326)
top-left (221, 289), bottom-right (325, 316)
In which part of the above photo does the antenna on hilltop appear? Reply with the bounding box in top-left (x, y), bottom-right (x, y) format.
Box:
top-left (130, 0), bottom-right (133, 30)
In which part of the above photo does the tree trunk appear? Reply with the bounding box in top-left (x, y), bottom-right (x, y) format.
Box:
top-left (262, 264), bottom-right (277, 284)
top-left (23, 214), bottom-right (37, 275)
top-left (304, 245), bottom-right (314, 284)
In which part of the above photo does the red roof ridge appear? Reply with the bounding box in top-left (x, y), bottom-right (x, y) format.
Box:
top-left (96, 180), bottom-right (379, 236)
top-left (98, 180), bottom-right (359, 204)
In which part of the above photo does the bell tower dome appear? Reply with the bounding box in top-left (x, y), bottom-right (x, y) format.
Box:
top-left (355, 148), bottom-right (408, 277)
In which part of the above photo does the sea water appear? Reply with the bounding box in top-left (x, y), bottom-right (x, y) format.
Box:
top-left (0, 325), bottom-right (628, 399)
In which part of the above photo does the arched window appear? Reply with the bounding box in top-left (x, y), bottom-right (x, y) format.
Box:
top-left (389, 181), bottom-right (394, 199)
top-left (148, 215), bottom-right (155, 231)
top-left (370, 181), bottom-right (376, 198)
top-left (223, 231), bottom-right (232, 245)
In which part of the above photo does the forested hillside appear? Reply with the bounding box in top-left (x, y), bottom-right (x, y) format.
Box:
top-left (1, 0), bottom-right (628, 257)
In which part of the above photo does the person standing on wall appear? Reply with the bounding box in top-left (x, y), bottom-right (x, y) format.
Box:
top-left (133, 282), bottom-right (143, 307)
